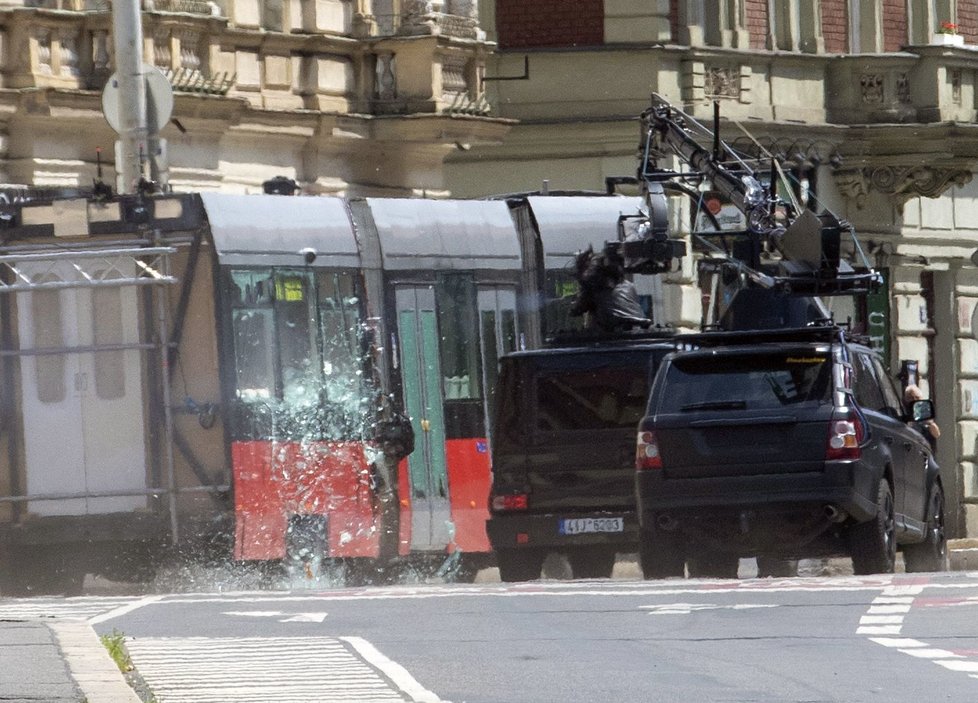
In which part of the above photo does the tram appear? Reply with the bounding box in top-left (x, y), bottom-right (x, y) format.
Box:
top-left (0, 188), bottom-right (657, 592)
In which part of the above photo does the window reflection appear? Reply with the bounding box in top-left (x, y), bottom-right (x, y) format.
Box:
top-left (227, 267), bottom-right (370, 441)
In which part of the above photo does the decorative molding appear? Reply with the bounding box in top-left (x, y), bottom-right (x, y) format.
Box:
top-left (860, 73), bottom-right (884, 104)
top-left (868, 165), bottom-right (972, 200)
top-left (835, 165), bottom-right (973, 207)
top-left (896, 72), bottom-right (911, 104)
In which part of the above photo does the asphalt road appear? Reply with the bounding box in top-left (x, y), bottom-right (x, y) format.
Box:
top-left (7, 565), bottom-right (966, 703)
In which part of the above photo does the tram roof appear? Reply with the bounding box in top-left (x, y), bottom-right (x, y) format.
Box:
top-left (365, 198), bottom-right (522, 271)
top-left (200, 193), bottom-right (359, 268)
top-left (525, 196), bottom-right (645, 270)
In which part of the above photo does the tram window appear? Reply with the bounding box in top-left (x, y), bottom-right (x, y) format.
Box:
top-left (232, 309), bottom-right (275, 400)
top-left (274, 272), bottom-right (321, 407)
top-left (31, 286), bottom-right (65, 404)
top-left (436, 274), bottom-right (482, 400)
top-left (317, 271), bottom-right (369, 432)
top-left (92, 282), bottom-right (125, 400)
top-left (502, 309), bottom-right (517, 353)
top-left (227, 267), bottom-right (369, 439)
top-left (481, 309), bottom-right (500, 422)
top-left (543, 271), bottom-right (585, 337)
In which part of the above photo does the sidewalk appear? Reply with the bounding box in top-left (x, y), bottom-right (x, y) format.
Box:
top-left (0, 619), bottom-right (140, 703)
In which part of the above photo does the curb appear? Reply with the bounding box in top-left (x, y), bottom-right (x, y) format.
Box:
top-left (48, 621), bottom-right (141, 703)
top-left (949, 539), bottom-right (978, 571)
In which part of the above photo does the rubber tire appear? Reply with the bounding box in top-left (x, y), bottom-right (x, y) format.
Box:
top-left (496, 548), bottom-right (545, 582)
top-left (686, 552), bottom-right (739, 579)
top-left (849, 480), bottom-right (897, 575)
top-left (756, 557), bottom-right (799, 578)
top-left (903, 483), bottom-right (949, 573)
top-left (567, 547), bottom-right (616, 579)
top-left (639, 531), bottom-right (686, 579)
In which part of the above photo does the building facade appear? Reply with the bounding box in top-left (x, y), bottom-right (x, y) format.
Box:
top-left (2, 0), bottom-right (977, 539)
top-left (447, 0), bottom-right (978, 537)
top-left (0, 0), bottom-right (510, 195)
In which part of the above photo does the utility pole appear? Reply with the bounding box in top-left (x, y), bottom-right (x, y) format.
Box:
top-left (111, 0), bottom-right (147, 194)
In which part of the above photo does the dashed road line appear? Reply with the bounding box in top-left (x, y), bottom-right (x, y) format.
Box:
top-left (862, 582), bottom-right (978, 684)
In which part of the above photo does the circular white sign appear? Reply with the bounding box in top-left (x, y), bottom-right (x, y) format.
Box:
top-left (101, 65), bottom-right (175, 134)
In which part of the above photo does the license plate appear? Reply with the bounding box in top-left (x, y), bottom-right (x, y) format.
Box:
top-left (559, 517), bottom-right (624, 535)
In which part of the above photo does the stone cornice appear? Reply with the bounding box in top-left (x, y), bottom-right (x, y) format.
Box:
top-left (834, 165), bottom-right (973, 207)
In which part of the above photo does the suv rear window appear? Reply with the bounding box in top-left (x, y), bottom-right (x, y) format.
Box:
top-left (534, 354), bottom-right (655, 432)
top-left (657, 351), bottom-right (833, 413)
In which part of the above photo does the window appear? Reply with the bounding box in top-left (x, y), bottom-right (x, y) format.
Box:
top-left (535, 352), bottom-right (657, 432)
top-left (851, 352), bottom-right (886, 413)
top-left (543, 271), bottom-right (585, 338)
top-left (436, 273), bottom-right (482, 401)
top-left (31, 286), bottom-right (65, 404)
top-left (658, 351), bottom-right (832, 414)
top-left (871, 356), bottom-right (904, 419)
top-left (92, 284), bottom-right (125, 400)
top-left (227, 267), bottom-right (369, 440)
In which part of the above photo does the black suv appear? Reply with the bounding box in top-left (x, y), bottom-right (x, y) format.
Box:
top-left (635, 326), bottom-right (947, 578)
top-left (487, 336), bottom-right (673, 581)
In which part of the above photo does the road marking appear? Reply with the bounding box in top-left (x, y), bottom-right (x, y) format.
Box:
top-left (343, 637), bottom-right (444, 703)
top-left (89, 595), bottom-right (164, 625)
top-left (223, 610), bottom-right (329, 623)
top-left (126, 636), bottom-right (431, 702)
top-left (0, 596), bottom-right (143, 622)
top-left (863, 582), bottom-right (978, 682)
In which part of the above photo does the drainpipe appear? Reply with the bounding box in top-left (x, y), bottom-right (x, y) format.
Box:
top-left (112, 0), bottom-right (147, 194)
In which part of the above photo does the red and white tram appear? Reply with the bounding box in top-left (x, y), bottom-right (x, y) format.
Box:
top-left (0, 189), bottom-right (647, 592)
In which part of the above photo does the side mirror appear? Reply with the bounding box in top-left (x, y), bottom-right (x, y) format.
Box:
top-left (912, 399), bottom-right (934, 422)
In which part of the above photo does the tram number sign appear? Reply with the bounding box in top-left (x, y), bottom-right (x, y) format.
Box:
top-left (559, 517), bottom-right (624, 535)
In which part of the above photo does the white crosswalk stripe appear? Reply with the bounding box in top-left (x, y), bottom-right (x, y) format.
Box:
top-left (0, 596), bottom-right (140, 621)
top-left (126, 636), bottom-right (422, 703)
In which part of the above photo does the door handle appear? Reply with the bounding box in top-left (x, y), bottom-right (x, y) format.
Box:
top-left (421, 418), bottom-right (431, 432)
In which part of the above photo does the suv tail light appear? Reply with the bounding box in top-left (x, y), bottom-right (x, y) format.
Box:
top-left (825, 410), bottom-right (865, 460)
top-left (491, 493), bottom-right (529, 511)
top-left (636, 430), bottom-right (662, 470)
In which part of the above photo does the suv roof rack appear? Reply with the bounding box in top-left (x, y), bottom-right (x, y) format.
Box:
top-left (546, 327), bottom-right (677, 347)
top-left (674, 323), bottom-right (870, 349)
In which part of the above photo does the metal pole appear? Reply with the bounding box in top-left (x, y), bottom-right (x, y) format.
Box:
top-left (112, 0), bottom-right (147, 194)
top-left (155, 230), bottom-right (179, 544)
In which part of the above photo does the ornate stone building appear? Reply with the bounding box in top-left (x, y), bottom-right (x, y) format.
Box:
top-left (0, 0), bottom-right (510, 195)
top-left (447, 0), bottom-right (978, 537)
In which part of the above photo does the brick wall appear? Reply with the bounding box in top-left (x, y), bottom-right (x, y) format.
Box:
top-left (882, 0), bottom-right (908, 51)
top-left (821, 0), bottom-right (848, 53)
top-left (744, 0), bottom-right (768, 49)
top-left (495, 0), bottom-right (605, 49)
top-left (960, 0), bottom-right (978, 44)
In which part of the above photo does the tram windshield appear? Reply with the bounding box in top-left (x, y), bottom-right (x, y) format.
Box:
top-left (226, 267), bottom-right (372, 441)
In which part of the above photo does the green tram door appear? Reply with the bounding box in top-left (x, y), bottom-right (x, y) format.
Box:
top-left (396, 286), bottom-right (452, 551)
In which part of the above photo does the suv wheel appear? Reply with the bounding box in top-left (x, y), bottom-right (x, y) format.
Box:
top-left (849, 480), bottom-right (896, 575)
top-left (639, 531), bottom-right (685, 579)
top-left (902, 483), bottom-right (948, 573)
top-left (567, 547), bottom-right (616, 579)
top-left (686, 552), bottom-right (739, 579)
top-left (496, 548), bottom-right (545, 582)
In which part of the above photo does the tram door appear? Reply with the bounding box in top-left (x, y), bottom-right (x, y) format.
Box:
top-left (16, 259), bottom-right (147, 516)
top-left (395, 286), bottom-right (451, 551)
